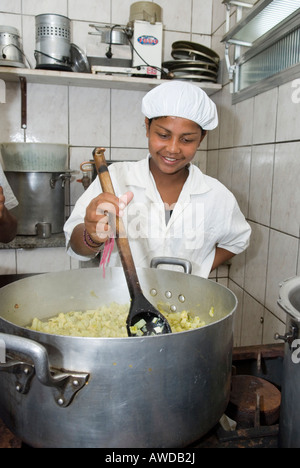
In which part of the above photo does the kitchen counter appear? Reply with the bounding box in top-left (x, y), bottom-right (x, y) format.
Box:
top-left (0, 232), bottom-right (66, 250)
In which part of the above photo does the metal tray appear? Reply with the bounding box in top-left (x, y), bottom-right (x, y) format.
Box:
top-left (162, 59), bottom-right (218, 71)
top-left (171, 72), bottom-right (217, 83)
top-left (172, 40), bottom-right (220, 63)
top-left (171, 48), bottom-right (219, 65)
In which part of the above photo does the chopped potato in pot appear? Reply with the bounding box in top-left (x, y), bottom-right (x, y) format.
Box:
top-left (27, 302), bottom-right (207, 337)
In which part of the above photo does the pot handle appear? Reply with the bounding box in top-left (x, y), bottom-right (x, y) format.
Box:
top-left (150, 257), bottom-right (192, 274)
top-left (0, 332), bottom-right (89, 408)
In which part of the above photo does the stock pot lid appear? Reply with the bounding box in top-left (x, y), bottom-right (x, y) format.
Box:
top-left (71, 44), bottom-right (90, 73)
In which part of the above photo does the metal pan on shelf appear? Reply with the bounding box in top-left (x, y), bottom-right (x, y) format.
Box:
top-left (171, 48), bottom-right (219, 65)
top-left (162, 59), bottom-right (218, 72)
top-left (172, 41), bottom-right (220, 64)
top-left (171, 71), bottom-right (217, 83)
top-left (171, 67), bottom-right (217, 77)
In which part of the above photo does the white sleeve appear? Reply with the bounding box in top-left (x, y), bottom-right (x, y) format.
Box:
top-left (217, 202), bottom-right (251, 254)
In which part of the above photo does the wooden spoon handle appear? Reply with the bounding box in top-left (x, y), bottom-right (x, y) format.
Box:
top-left (93, 147), bottom-right (142, 298)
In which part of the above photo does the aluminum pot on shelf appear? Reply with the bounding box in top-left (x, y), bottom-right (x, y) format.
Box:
top-left (0, 26), bottom-right (27, 68)
top-left (34, 14), bottom-right (71, 71)
top-left (0, 262), bottom-right (237, 448)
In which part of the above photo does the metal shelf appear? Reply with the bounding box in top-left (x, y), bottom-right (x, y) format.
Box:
top-left (0, 67), bottom-right (221, 95)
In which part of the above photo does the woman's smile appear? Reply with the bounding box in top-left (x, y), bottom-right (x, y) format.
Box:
top-left (161, 155), bottom-right (181, 164)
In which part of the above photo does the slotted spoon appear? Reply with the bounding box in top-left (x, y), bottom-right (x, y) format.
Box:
top-left (93, 147), bottom-right (171, 337)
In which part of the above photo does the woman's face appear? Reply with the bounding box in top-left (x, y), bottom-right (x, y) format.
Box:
top-left (145, 116), bottom-right (206, 176)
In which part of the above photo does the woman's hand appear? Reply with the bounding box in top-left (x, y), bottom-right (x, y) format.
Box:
top-left (69, 191), bottom-right (134, 257)
top-left (84, 191), bottom-right (134, 243)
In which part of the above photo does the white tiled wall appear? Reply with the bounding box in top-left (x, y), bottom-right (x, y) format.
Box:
top-left (210, 0), bottom-right (300, 346)
top-left (0, 0), bottom-right (212, 275)
top-left (1, 0), bottom-right (298, 348)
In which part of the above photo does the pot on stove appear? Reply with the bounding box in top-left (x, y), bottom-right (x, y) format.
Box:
top-left (0, 263), bottom-right (237, 448)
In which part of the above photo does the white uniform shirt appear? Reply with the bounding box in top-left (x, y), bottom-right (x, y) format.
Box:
top-left (0, 164), bottom-right (18, 210)
top-left (64, 156), bottom-right (251, 278)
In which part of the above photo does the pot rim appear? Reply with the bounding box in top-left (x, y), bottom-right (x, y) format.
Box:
top-left (0, 267), bottom-right (237, 341)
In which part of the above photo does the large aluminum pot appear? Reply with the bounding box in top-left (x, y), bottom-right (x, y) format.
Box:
top-left (0, 266), bottom-right (237, 448)
top-left (277, 276), bottom-right (300, 447)
top-left (5, 171), bottom-right (70, 235)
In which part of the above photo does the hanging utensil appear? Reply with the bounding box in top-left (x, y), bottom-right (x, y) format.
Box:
top-left (93, 147), bottom-right (171, 337)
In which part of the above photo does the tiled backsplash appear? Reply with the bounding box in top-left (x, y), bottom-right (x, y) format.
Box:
top-left (209, 39), bottom-right (300, 345)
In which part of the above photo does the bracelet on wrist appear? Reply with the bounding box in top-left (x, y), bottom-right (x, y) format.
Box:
top-left (83, 228), bottom-right (104, 252)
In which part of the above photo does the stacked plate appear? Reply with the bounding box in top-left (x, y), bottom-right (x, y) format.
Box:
top-left (162, 41), bottom-right (219, 83)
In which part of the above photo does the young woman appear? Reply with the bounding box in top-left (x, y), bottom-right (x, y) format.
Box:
top-left (64, 81), bottom-right (251, 277)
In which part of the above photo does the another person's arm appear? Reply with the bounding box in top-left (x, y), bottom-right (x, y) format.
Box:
top-left (0, 186), bottom-right (18, 243)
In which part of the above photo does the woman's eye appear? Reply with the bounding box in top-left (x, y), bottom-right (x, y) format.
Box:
top-left (182, 138), bottom-right (193, 143)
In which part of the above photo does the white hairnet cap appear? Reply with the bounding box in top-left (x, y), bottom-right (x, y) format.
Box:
top-left (142, 80), bottom-right (218, 130)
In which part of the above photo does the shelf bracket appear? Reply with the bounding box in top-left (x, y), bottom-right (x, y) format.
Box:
top-left (224, 43), bottom-right (237, 94)
top-left (224, 43), bottom-right (236, 81)
top-left (19, 76), bottom-right (27, 129)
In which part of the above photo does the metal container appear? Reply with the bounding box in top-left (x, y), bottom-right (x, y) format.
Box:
top-left (0, 26), bottom-right (26, 68)
top-left (35, 14), bottom-right (71, 71)
top-left (0, 266), bottom-right (237, 448)
top-left (277, 276), bottom-right (300, 447)
top-left (0, 143), bottom-right (69, 236)
top-left (5, 171), bottom-right (70, 235)
top-left (0, 143), bottom-right (68, 172)
top-left (101, 27), bottom-right (129, 45)
top-left (129, 2), bottom-right (162, 24)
